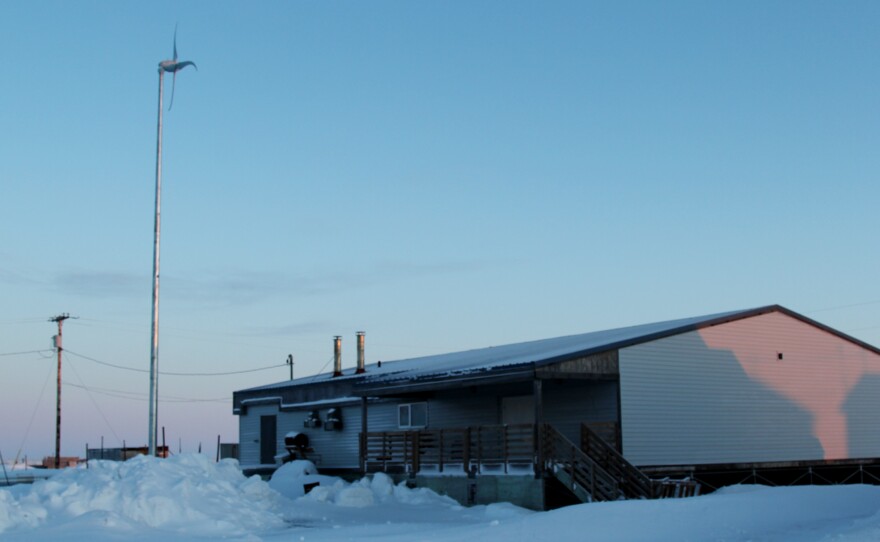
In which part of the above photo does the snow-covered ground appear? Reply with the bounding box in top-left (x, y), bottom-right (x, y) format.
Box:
top-left (1, 454), bottom-right (879, 541)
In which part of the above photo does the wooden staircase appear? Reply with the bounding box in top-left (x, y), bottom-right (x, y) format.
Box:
top-left (541, 423), bottom-right (660, 503)
top-left (540, 424), bottom-right (623, 502)
top-left (580, 423), bottom-right (655, 500)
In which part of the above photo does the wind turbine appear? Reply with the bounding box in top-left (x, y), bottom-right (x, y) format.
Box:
top-left (149, 27), bottom-right (196, 457)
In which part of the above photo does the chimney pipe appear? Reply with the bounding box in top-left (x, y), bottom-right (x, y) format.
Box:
top-left (333, 336), bottom-right (342, 377)
top-left (356, 331), bottom-right (366, 374)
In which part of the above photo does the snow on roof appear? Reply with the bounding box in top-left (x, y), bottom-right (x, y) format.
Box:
top-left (240, 306), bottom-right (770, 394)
top-left (358, 307), bottom-right (761, 385)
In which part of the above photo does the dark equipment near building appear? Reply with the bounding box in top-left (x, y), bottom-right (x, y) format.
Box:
top-left (283, 432), bottom-right (312, 462)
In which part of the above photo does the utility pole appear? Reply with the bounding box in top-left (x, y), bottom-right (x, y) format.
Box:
top-left (287, 354), bottom-right (294, 380)
top-left (50, 313), bottom-right (74, 469)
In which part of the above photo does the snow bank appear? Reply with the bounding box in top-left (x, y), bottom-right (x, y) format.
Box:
top-left (269, 461), bottom-right (460, 508)
top-left (0, 454), bottom-right (285, 537)
top-left (268, 460), bottom-right (342, 500)
top-left (6, 455), bottom-right (880, 542)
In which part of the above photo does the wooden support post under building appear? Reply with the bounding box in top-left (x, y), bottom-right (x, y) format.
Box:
top-left (533, 379), bottom-right (544, 479)
top-left (463, 427), bottom-right (471, 474)
top-left (360, 397), bottom-right (368, 473)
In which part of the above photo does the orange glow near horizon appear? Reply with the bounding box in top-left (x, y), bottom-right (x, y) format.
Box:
top-left (700, 314), bottom-right (880, 460)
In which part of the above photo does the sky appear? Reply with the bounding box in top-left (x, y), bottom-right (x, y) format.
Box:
top-left (1, 1), bottom-right (879, 461)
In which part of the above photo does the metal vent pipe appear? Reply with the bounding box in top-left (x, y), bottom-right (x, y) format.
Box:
top-left (356, 332), bottom-right (366, 374)
top-left (333, 336), bottom-right (343, 377)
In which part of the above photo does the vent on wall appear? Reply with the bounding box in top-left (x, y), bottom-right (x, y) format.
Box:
top-left (324, 408), bottom-right (343, 431)
top-left (303, 410), bottom-right (321, 428)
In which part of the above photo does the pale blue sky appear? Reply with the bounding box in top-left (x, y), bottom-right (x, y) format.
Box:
top-left (2, 1), bottom-right (879, 459)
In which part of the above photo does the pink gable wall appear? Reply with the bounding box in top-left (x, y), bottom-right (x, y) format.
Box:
top-left (699, 312), bottom-right (880, 460)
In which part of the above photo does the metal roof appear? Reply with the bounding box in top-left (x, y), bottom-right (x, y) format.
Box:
top-left (355, 306), bottom-right (768, 388)
top-left (239, 305), bottom-right (793, 397)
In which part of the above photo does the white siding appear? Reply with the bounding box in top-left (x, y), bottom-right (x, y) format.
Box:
top-left (279, 405), bottom-right (362, 469)
top-left (240, 403), bottom-right (362, 469)
top-left (238, 404), bottom-right (279, 467)
top-left (620, 311), bottom-right (880, 466)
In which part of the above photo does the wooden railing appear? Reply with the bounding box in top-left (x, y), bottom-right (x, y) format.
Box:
top-left (583, 421), bottom-right (621, 451)
top-left (580, 423), bottom-right (654, 499)
top-left (361, 424), bottom-right (534, 474)
top-left (654, 477), bottom-right (701, 498)
top-left (541, 424), bottom-right (621, 502)
top-left (360, 422), bottom-right (696, 504)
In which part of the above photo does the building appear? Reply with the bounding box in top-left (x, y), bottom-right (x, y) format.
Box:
top-left (40, 456), bottom-right (80, 469)
top-left (85, 446), bottom-right (169, 462)
top-left (233, 305), bottom-right (880, 509)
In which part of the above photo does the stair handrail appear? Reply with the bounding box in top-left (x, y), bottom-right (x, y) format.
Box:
top-left (580, 423), bottom-right (654, 499)
top-left (541, 424), bottom-right (621, 502)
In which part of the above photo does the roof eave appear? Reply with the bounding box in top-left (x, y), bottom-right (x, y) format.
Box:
top-left (355, 365), bottom-right (535, 396)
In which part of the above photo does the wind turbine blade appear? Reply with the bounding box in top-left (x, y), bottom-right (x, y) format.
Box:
top-left (173, 24), bottom-right (179, 61)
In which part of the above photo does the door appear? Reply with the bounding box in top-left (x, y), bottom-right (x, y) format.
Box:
top-left (260, 415), bottom-right (277, 465)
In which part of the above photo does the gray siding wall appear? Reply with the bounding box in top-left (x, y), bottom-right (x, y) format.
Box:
top-left (543, 380), bottom-right (618, 443)
top-left (365, 400), bottom-right (398, 432)
top-left (240, 395), bottom-right (508, 469)
top-left (425, 393), bottom-right (502, 428)
top-left (240, 383), bottom-right (621, 468)
top-left (366, 393), bottom-right (500, 432)
top-left (619, 311), bottom-right (880, 467)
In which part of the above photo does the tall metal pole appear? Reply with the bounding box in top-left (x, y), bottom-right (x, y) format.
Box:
top-left (51, 313), bottom-right (71, 469)
top-left (148, 69), bottom-right (164, 457)
top-left (149, 30), bottom-right (196, 457)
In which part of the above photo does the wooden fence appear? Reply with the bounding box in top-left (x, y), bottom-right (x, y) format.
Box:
top-left (361, 424), bottom-right (535, 474)
top-left (361, 422), bottom-right (699, 504)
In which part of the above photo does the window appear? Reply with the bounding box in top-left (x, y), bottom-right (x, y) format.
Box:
top-left (398, 403), bottom-right (428, 429)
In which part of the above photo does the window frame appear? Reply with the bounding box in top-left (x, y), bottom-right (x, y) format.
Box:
top-left (398, 402), bottom-right (428, 429)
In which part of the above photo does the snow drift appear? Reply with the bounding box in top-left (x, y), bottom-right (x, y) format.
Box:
top-left (0, 454), bottom-right (285, 537)
top-left (3, 453), bottom-right (880, 541)
top-left (269, 460), bottom-right (462, 507)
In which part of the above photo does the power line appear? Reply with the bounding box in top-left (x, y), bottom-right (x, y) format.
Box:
top-left (0, 317), bottom-right (52, 325)
top-left (64, 349), bottom-right (287, 376)
top-left (64, 381), bottom-right (230, 403)
top-left (0, 349), bottom-right (54, 357)
top-left (309, 355), bottom-right (336, 383)
top-left (14, 361), bottom-right (55, 465)
top-left (64, 354), bottom-right (122, 446)
top-left (70, 318), bottom-right (309, 353)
